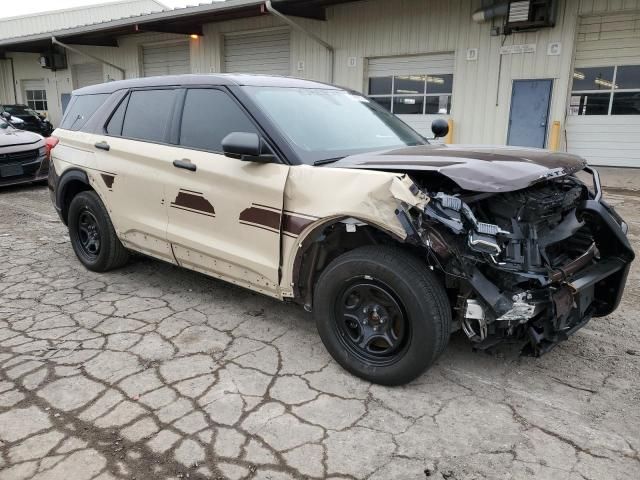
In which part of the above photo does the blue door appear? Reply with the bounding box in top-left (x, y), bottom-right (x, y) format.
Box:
top-left (507, 79), bottom-right (553, 148)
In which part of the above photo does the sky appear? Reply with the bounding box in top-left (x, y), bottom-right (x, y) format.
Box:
top-left (0, 0), bottom-right (220, 19)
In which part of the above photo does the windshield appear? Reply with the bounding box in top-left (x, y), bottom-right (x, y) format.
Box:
top-left (3, 105), bottom-right (37, 116)
top-left (242, 86), bottom-right (427, 164)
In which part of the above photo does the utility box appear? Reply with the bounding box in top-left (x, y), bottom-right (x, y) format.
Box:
top-left (504, 0), bottom-right (557, 34)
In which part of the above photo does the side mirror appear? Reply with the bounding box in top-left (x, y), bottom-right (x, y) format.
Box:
top-left (0, 112), bottom-right (10, 120)
top-left (431, 118), bottom-right (449, 139)
top-left (221, 132), bottom-right (273, 163)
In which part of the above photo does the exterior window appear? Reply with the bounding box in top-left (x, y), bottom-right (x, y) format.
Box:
top-left (25, 89), bottom-right (47, 111)
top-left (106, 96), bottom-right (128, 136)
top-left (367, 74), bottom-right (453, 115)
top-left (60, 94), bottom-right (109, 131)
top-left (179, 89), bottom-right (257, 152)
top-left (570, 65), bottom-right (640, 115)
top-left (120, 89), bottom-right (177, 142)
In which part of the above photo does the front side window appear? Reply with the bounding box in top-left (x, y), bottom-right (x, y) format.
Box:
top-left (25, 89), bottom-right (48, 111)
top-left (570, 64), bottom-right (640, 115)
top-left (119, 89), bottom-right (177, 142)
top-left (242, 86), bottom-right (426, 165)
top-left (60, 94), bottom-right (110, 131)
top-left (368, 74), bottom-right (453, 115)
top-left (179, 89), bottom-right (257, 152)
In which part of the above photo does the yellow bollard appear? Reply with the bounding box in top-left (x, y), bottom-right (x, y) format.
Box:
top-left (444, 119), bottom-right (454, 145)
top-left (549, 121), bottom-right (561, 151)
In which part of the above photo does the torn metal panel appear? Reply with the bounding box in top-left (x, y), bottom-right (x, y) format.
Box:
top-left (282, 166), bottom-right (425, 242)
top-left (402, 172), bottom-right (634, 356)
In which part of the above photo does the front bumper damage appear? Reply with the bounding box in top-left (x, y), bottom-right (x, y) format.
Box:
top-left (398, 168), bottom-right (635, 355)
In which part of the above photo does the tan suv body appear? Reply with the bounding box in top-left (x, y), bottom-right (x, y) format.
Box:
top-left (49, 75), bottom-right (634, 385)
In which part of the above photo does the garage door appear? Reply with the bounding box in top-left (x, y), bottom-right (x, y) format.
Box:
top-left (142, 42), bottom-right (190, 77)
top-left (566, 12), bottom-right (640, 167)
top-left (73, 63), bottom-right (103, 89)
top-left (224, 30), bottom-right (290, 76)
top-left (366, 53), bottom-right (455, 137)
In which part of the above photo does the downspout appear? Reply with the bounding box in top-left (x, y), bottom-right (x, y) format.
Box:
top-left (264, 0), bottom-right (335, 83)
top-left (51, 36), bottom-right (126, 80)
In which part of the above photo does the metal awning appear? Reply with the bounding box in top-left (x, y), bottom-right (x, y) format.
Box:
top-left (0, 0), bottom-right (360, 54)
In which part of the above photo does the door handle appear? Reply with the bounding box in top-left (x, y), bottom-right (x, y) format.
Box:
top-left (173, 159), bottom-right (197, 172)
top-left (94, 141), bottom-right (110, 151)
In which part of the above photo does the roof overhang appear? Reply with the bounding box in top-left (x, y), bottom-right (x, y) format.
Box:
top-left (0, 0), bottom-right (360, 55)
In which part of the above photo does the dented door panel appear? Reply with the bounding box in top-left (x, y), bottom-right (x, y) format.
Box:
top-left (164, 146), bottom-right (289, 297)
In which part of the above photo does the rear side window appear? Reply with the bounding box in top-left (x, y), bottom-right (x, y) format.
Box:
top-left (120, 89), bottom-right (177, 143)
top-left (60, 94), bottom-right (109, 131)
top-left (179, 89), bottom-right (257, 152)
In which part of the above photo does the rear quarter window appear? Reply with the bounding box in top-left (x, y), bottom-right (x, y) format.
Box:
top-left (60, 94), bottom-right (110, 131)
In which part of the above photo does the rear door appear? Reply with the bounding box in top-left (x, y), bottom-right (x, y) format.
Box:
top-left (165, 87), bottom-right (289, 297)
top-left (92, 88), bottom-right (178, 263)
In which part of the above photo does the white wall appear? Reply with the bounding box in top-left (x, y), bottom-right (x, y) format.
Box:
top-left (6, 52), bottom-right (74, 124)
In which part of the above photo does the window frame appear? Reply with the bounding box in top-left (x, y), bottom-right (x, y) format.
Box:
top-left (570, 64), bottom-right (640, 116)
top-left (367, 74), bottom-right (454, 115)
top-left (25, 89), bottom-right (48, 112)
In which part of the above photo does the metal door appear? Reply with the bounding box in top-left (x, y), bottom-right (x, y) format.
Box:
top-left (507, 79), bottom-right (553, 148)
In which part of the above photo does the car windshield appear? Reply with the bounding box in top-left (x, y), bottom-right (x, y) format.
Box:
top-left (242, 86), bottom-right (427, 164)
top-left (4, 105), bottom-right (37, 116)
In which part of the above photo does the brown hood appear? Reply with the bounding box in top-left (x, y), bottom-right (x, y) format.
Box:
top-left (334, 144), bottom-right (588, 193)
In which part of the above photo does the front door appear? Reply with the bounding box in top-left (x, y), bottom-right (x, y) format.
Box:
top-left (507, 79), bottom-right (553, 148)
top-left (165, 88), bottom-right (289, 297)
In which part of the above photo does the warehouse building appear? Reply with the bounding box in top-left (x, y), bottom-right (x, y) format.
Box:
top-left (0, 0), bottom-right (638, 168)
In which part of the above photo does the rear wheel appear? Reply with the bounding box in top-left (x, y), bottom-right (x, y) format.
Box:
top-left (68, 191), bottom-right (128, 272)
top-left (313, 245), bottom-right (451, 385)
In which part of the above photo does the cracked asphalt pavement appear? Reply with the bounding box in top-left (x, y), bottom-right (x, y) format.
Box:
top-left (0, 185), bottom-right (639, 480)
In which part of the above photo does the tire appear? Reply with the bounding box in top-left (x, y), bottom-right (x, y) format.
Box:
top-left (313, 245), bottom-right (451, 386)
top-left (68, 191), bottom-right (129, 272)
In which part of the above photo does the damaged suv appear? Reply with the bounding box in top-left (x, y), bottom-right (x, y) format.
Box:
top-left (49, 75), bottom-right (634, 385)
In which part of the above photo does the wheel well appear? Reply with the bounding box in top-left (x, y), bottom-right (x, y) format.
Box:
top-left (293, 219), bottom-right (428, 309)
top-left (61, 180), bottom-right (93, 224)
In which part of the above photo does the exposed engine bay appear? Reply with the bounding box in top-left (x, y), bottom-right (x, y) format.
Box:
top-left (397, 169), bottom-right (635, 355)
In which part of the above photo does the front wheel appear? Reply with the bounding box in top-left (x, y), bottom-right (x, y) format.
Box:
top-left (313, 245), bottom-right (451, 386)
top-left (68, 191), bottom-right (129, 272)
